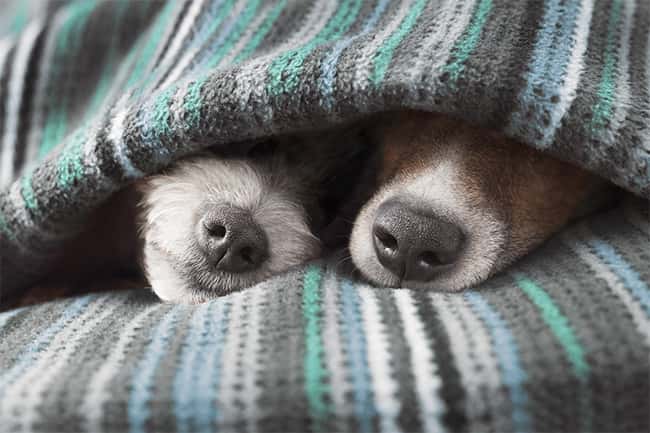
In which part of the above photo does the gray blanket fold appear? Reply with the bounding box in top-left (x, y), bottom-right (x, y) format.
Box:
top-left (0, 1), bottom-right (649, 432)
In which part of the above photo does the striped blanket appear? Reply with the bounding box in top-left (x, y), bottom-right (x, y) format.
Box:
top-left (0, 0), bottom-right (649, 432)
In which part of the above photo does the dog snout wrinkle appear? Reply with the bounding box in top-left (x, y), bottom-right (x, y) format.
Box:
top-left (198, 206), bottom-right (268, 273)
top-left (372, 199), bottom-right (465, 282)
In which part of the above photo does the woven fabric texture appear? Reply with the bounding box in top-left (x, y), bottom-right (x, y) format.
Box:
top-left (0, 1), bottom-right (649, 431)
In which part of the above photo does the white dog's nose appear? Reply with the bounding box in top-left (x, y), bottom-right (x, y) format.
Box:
top-left (197, 206), bottom-right (268, 273)
top-left (372, 199), bottom-right (465, 282)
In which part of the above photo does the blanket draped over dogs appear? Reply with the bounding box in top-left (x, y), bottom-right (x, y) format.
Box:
top-left (1, 0), bottom-right (649, 432)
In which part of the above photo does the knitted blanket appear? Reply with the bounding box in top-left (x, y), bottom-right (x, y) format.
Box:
top-left (0, 0), bottom-right (649, 431)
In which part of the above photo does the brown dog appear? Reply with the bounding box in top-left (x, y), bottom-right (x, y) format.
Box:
top-left (349, 111), bottom-right (614, 290)
top-left (48, 111), bottom-right (613, 302)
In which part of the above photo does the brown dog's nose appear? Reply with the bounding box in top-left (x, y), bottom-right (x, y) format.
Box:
top-left (197, 207), bottom-right (268, 273)
top-left (372, 199), bottom-right (465, 282)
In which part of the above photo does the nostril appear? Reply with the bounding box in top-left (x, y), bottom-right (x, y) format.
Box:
top-left (374, 226), bottom-right (398, 253)
top-left (205, 222), bottom-right (227, 238)
top-left (238, 246), bottom-right (254, 265)
top-left (418, 251), bottom-right (443, 268)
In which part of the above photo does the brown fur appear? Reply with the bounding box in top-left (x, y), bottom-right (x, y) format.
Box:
top-left (40, 110), bottom-right (611, 299)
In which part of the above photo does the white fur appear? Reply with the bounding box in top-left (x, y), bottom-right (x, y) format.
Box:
top-left (140, 156), bottom-right (320, 303)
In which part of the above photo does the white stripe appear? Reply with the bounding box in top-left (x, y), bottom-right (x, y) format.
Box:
top-left (146, 0), bottom-right (191, 79)
top-left (322, 269), bottom-right (353, 424)
top-left (393, 290), bottom-right (445, 433)
top-left (562, 225), bottom-right (650, 348)
top-left (610, 0), bottom-right (636, 134)
top-left (160, 0), bottom-right (248, 89)
top-left (544, 0), bottom-right (594, 146)
top-left (0, 295), bottom-right (108, 430)
top-left (81, 303), bottom-right (164, 433)
top-left (24, 7), bottom-right (72, 166)
top-left (408, 0), bottom-right (476, 84)
top-left (241, 287), bottom-right (265, 433)
top-left (0, 19), bottom-right (44, 187)
top-left (18, 296), bottom-right (120, 432)
top-left (235, 0), bottom-right (338, 118)
top-left (219, 3), bottom-right (275, 66)
top-left (152, 0), bottom-right (208, 90)
top-left (216, 289), bottom-right (247, 426)
top-left (0, 37), bottom-right (16, 184)
top-left (431, 293), bottom-right (504, 432)
top-left (357, 286), bottom-right (402, 433)
top-left (0, 306), bottom-right (27, 332)
top-left (108, 97), bottom-right (143, 179)
top-left (623, 198), bottom-right (650, 237)
top-left (353, 0), bottom-right (413, 93)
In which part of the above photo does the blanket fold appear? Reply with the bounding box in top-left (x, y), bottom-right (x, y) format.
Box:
top-left (1, 0), bottom-right (650, 293)
top-left (1, 2), bottom-right (650, 432)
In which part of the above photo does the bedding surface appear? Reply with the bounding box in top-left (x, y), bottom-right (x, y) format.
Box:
top-left (1, 199), bottom-right (649, 432)
top-left (0, 1), bottom-right (649, 431)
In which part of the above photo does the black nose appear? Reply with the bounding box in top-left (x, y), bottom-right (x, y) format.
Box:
top-left (197, 207), bottom-right (268, 273)
top-left (372, 199), bottom-right (465, 282)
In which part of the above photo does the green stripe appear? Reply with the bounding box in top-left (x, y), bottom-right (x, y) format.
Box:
top-left (234, 0), bottom-right (288, 63)
top-left (204, 0), bottom-right (262, 69)
top-left (126, 1), bottom-right (177, 90)
top-left (444, 0), bottom-right (493, 84)
top-left (267, 0), bottom-right (362, 96)
top-left (590, 0), bottom-right (623, 133)
top-left (181, 0), bottom-right (285, 130)
top-left (516, 275), bottom-right (589, 379)
top-left (150, 86), bottom-right (176, 139)
top-left (182, 79), bottom-right (205, 131)
top-left (9, 1), bottom-right (29, 34)
top-left (57, 128), bottom-right (86, 189)
top-left (302, 265), bottom-right (330, 430)
top-left (85, 0), bottom-right (130, 117)
top-left (38, 0), bottom-right (98, 158)
top-left (370, 0), bottom-right (428, 87)
top-left (21, 171), bottom-right (38, 212)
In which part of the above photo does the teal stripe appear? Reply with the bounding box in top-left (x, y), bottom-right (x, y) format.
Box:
top-left (9, 0), bottom-right (29, 34)
top-left (126, 1), bottom-right (177, 90)
top-left (267, 0), bottom-right (363, 96)
top-left (85, 0), bottom-right (130, 116)
top-left (444, 0), bottom-right (493, 84)
top-left (590, 0), bottom-right (623, 133)
top-left (182, 79), bottom-right (205, 131)
top-left (302, 265), bottom-right (331, 431)
top-left (515, 274), bottom-right (592, 431)
top-left (37, 1), bottom-right (98, 158)
top-left (20, 170), bottom-right (37, 212)
top-left (57, 128), bottom-right (87, 189)
top-left (370, 0), bottom-right (428, 87)
top-left (234, 0), bottom-right (288, 63)
top-left (204, 0), bottom-right (262, 70)
top-left (515, 275), bottom-right (589, 378)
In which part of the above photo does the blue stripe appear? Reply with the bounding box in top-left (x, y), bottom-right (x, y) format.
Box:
top-left (340, 279), bottom-right (375, 433)
top-left (465, 292), bottom-right (531, 433)
top-left (128, 305), bottom-right (184, 433)
top-left (588, 237), bottom-right (650, 317)
top-left (318, 0), bottom-right (390, 111)
top-left (178, 0), bottom-right (230, 71)
top-left (184, 0), bottom-right (242, 75)
top-left (173, 300), bottom-right (230, 432)
top-left (508, 0), bottom-right (581, 147)
top-left (0, 296), bottom-right (95, 400)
